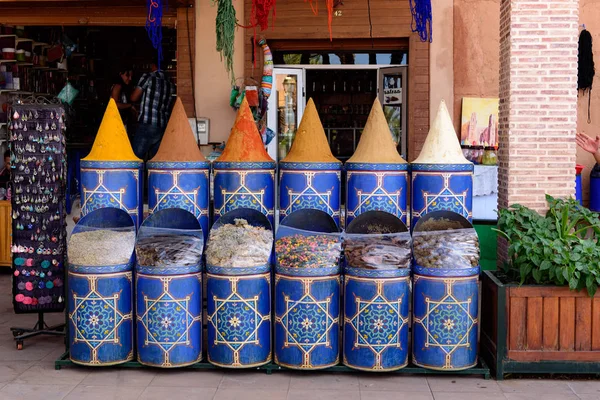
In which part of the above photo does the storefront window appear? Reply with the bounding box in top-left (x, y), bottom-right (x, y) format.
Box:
top-left (275, 51), bottom-right (407, 66)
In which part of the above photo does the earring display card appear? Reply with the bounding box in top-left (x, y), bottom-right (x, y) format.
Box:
top-left (9, 104), bottom-right (67, 314)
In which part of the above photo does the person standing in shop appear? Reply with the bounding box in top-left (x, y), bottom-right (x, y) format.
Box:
top-left (130, 60), bottom-right (175, 160)
top-left (110, 64), bottom-right (136, 135)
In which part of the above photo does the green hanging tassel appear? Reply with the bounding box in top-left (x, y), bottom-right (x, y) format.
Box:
top-left (215, 0), bottom-right (237, 83)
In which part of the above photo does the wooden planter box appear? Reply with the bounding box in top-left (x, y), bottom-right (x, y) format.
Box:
top-left (481, 270), bottom-right (600, 379)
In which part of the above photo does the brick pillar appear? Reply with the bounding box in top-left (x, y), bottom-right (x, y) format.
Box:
top-left (497, 0), bottom-right (579, 214)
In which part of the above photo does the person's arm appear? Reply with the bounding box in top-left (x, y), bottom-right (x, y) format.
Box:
top-left (576, 132), bottom-right (600, 164)
top-left (111, 84), bottom-right (132, 110)
top-left (130, 73), bottom-right (149, 104)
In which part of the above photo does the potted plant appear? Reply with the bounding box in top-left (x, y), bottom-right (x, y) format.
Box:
top-left (481, 195), bottom-right (600, 379)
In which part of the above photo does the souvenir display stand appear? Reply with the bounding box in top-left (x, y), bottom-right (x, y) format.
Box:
top-left (9, 98), bottom-right (67, 349)
top-left (135, 208), bottom-right (204, 368)
top-left (343, 211), bottom-right (411, 371)
top-left (67, 208), bottom-right (135, 365)
top-left (206, 208), bottom-right (272, 368)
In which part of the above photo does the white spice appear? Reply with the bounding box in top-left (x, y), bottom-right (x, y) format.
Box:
top-left (68, 229), bottom-right (136, 266)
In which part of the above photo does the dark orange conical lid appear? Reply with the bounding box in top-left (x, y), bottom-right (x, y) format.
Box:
top-left (282, 98), bottom-right (339, 163)
top-left (216, 97), bottom-right (274, 162)
top-left (151, 97), bottom-right (206, 162)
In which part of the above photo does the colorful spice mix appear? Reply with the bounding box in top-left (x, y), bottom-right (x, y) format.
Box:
top-left (276, 234), bottom-right (341, 268)
top-left (413, 100), bottom-right (471, 165)
top-left (347, 99), bottom-right (407, 164)
top-left (151, 97), bottom-right (206, 162)
top-left (216, 97), bottom-right (274, 162)
top-left (83, 99), bottom-right (141, 162)
top-left (281, 98), bottom-right (340, 163)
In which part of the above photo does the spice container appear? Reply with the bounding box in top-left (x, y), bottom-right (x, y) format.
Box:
top-left (274, 209), bottom-right (342, 369)
top-left (411, 211), bottom-right (480, 371)
top-left (24, 51), bottom-right (31, 62)
top-left (213, 97), bottom-right (276, 226)
top-left (342, 211), bottom-right (411, 371)
top-left (345, 99), bottom-right (408, 227)
top-left (15, 49), bottom-right (25, 62)
top-left (135, 209), bottom-right (204, 368)
top-left (482, 146), bottom-right (497, 166)
top-left (279, 99), bottom-right (343, 227)
top-left (148, 98), bottom-right (210, 242)
top-left (2, 48), bottom-right (15, 60)
top-left (67, 208), bottom-right (135, 366)
top-left (205, 208), bottom-right (273, 368)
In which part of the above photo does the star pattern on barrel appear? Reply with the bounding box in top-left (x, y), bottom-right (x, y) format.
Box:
top-left (412, 173), bottom-right (471, 222)
top-left (347, 171), bottom-right (406, 221)
top-left (81, 170), bottom-right (140, 223)
top-left (344, 281), bottom-right (407, 370)
top-left (413, 280), bottom-right (478, 369)
top-left (137, 278), bottom-right (201, 367)
top-left (150, 170), bottom-right (209, 220)
top-left (282, 171), bottom-right (341, 219)
top-left (214, 170), bottom-right (275, 218)
top-left (69, 275), bottom-right (132, 364)
top-left (207, 277), bottom-right (270, 366)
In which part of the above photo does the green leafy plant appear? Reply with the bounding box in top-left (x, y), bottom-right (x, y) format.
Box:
top-left (495, 195), bottom-right (600, 296)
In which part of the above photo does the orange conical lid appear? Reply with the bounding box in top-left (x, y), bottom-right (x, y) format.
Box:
top-left (282, 98), bottom-right (339, 163)
top-left (150, 98), bottom-right (206, 162)
top-left (347, 99), bottom-right (406, 164)
top-left (83, 99), bottom-right (141, 162)
top-left (216, 97), bottom-right (274, 162)
top-left (413, 100), bottom-right (471, 164)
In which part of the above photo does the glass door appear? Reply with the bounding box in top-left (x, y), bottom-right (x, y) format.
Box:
top-left (267, 68), bottom-right (305, 161)
top-left (378, 67), bottom-right (408, 160)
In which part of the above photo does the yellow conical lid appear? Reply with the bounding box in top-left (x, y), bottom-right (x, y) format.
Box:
top-left (150, 98), bottom-right (206, 162)
top-left (347, 99), bottom-right (406, 164)
top-left (413, 100), bottom-right (471, 164)
top-left (282, 98), bottom-right (340, 163)
top-left (216, 97), bottom-right (274, 162)
top-left (83, 99), bottom-right (141, 162)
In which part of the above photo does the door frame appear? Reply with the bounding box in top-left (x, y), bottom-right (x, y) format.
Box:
top-left (378, 66), bottom-right (408, 160)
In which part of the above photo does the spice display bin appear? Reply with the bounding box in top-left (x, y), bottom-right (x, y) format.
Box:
top-left (411, 211), bottom-right (480, 371)
top-left (279, 162), bottom-right (342, 227)
top-left (274, 209), bottom-right (341, 369)
top-left (147, 161), bottom-right (210, 242)
top-left (135, 208), bottom-right (203, 368)
top-left (67, 208), bottom-right (135, 366)
top-left (345, 163), bottom-right (409, 226)
top-left (590, 165), bottom-right (600, 211)
top-left (343, 211), bottom-right (411, 371)
top-left (212, 161), bottom-right (276, 227)
top-left (80, 160), bottom-right (144, 228)
top-left (206, 208), bottom-right (272, 368)
top-left (410, 163), bottom-right (473, 229)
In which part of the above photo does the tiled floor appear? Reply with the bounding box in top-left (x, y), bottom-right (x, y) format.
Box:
top-left (0, 270), bottom-right (596, 400)
top-left (0, 201), bottom-right (595, 399)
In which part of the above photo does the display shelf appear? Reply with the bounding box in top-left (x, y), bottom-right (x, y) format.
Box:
top-left (17, 62), bottom-right (33, 66)
top-left (16, 38), bottom-right (33, 44)
top-left (0, 60), bottom-right (17, 64)
top-left (54, 352), bottom-right (491, 378)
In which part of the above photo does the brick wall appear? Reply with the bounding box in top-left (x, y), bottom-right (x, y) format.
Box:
top-left (497, 0), bottom-right (578, 213)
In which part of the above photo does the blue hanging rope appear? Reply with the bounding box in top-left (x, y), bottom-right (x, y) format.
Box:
top-left (409, 0), bottom-right (432, 43)
top-left (146, 0), bottom-right (164, 69)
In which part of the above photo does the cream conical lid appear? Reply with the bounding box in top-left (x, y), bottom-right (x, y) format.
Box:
top-left (83, 99), bottom-right (141, 162)
top-left (216, 97), bottom-right (274, 162)
top-left (150, 98), bottom-right (206, 162)
top-left (281, 98), bottom-right (340, 163)
top-left (347, 99), bottom-right (406, 164)
top-left (413, 100), bottom-right (471, 164)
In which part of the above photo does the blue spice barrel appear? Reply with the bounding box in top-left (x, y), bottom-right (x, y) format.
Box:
top-left (279, 162), bottom-right (342, 227)
top-left (410, 163), bottom-right (473, 229)
top-left (411, 212), bottom-right (480, 371)
top-left (206, 208), bottom-right (272, 368)
top-left (274, 210), bottom-right (341, 369)
top-left (212, 161), bottom-right (276, 227)
top-left (590, 164), bottom-right (600, 212)
top-left (80, 160), bottom-right (144, 228)
top-left (345, 163), bottom-right (408, 227)
top-left (343, 211), bottom-right (411, 371)
top-left (575, 165), bottom-right (584, 205)
top-left (147, 161), bottom-right (210, 242)
top-left (67, 208), bottom-right (135, 366)
top-left (135, 209), bottom-right (203, 368)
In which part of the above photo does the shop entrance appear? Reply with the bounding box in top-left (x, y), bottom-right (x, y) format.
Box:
top-left (266, 47), bottom-right (408, 163)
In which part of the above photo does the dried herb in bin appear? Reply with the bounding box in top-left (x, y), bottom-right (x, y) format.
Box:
top-left (68, 230), bottom-right (135, 266)
top-left (136, 234), bottom-right (203, 267)
top-left (276, 234), bottom-right (341, 268)
top-left (344, 234), bottom-right (411, 270)
top-left (205, 219), bottom-right (272, 267)
top-left (413, 229), bottom-right (480, 269)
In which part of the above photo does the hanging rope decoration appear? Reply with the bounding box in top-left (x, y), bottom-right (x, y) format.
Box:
top-left (409, 0), bottom-right (432, 42)
top-left (302, 0), bottom-right (334, 41)
top-left (145, 0), bottom-right (164, 69)
top-left (216, 0), bottom-right (237, 83)
top-left (578, 28), bottom-right (595, 124)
